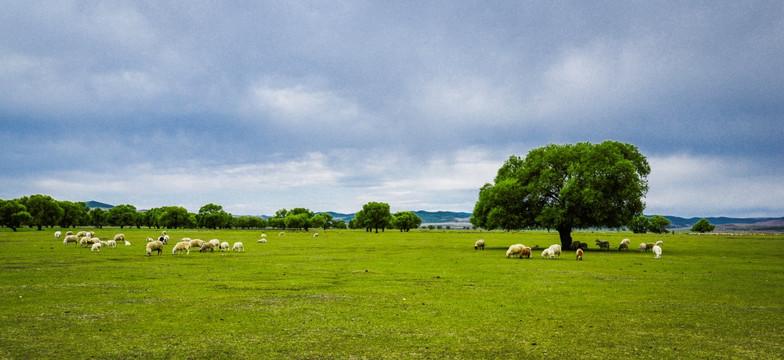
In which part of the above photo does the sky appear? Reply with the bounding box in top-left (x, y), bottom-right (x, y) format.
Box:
top-left (1, 1), bottom-right (783, 218)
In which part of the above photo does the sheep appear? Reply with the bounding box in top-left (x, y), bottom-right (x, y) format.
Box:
top-left (646, 243), bottom-right (654, 252)
top-left (87, 231), bottom-right (95, 237)
top-left (158, 235), bottom-right (169, 244)
top-left (313, 233), bottom-right (319, 238)
top-left (506, 244), bottom-right (525, 259)
top-left (541, 248), bottom-right (554, 259)
top-left (570, 241), bottom-right (583, 250)
top-left (278, 232), bottom-right (285, 236)
top-left (232, 242), bottom-right (245, 252)
top-left (63, 235), bottom-right (78, 245)
top-left (188, 239), bottom-right (205, 249)
top-left (76, 231), bottom-right (87, 237)
top-left (261, 233), bottom-right (267, 238)
top-left (54, 231), bottom-right (62, 240)
top-left (113, 234), bottom-right (125, 242)
top-left (80, 236), bottom-right (97, 247)
top-left (220, 242), bottom-right (230, 252)
top-left (595, 239), bottom-right (611, 251)
top-left (576, 248), bottom-right (583, 260)
top-left (578, 242), bottom-right (588, 251)
top-left (209, 239), bottom-right (220, 249)
top-left (619, 243), bottom-right (629, 251)
top-left (548, 244), bottom-right (562, 258)
top-left (162, 230), bottom-right (167, 236)
top-left (653, 245), bottom-right (662, 259)
top-left (257, 238), bottom-right (267, 243)
top-left (99, 240), bottom-right (109, 247)
top-left (146, 240), bottom-right (164, 256)
top-left (65, 231), bottom-right (73, 236)
top-left (520, 247), bottom-right (531, 259)
top-left (638, 243), bottom-right (647, 252)
top-left (655, 240), bottom-right (663, 247)
top-left (474, 239), bottom-right (485, 250)
top-left (124, 240), bottom-right (131, 246)
top-left (172, 241), bottom-right (190, 255)
top-left (199, 242), bottom-right (215, 252)
top-left (621, 238), bottom-right (631, 246)
top-left (146, 237), bottom-right (155, 242)
top-left (91, 243), bottom-right (101, 252)
top-left (181, 237), bottom-right (192, 242)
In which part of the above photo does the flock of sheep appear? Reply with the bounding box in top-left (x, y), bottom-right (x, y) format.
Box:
top-left (56, 230), bottom-right (257, 256)
top-left (476, 238), bottom-right (664, 260)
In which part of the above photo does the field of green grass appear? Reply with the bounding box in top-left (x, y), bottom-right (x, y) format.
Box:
top-left (1, 228), bottom-right (782, 359)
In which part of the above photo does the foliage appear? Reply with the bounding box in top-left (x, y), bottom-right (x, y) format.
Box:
top-left (391, 211), bottom-right (422, 232)
top-left (57, 201), bottom-right (88, 228)
top-left (627, 215), bottom-right (650, 233)
top-left (158, 206), bottom-right (190, 229)
top-left (0, 199), bottom-right (32, 231)
top-left (356, 202), bottom-right (392, 233)
top-left (19, 194), bottom-right (64, 230)
top-left (107, 204), bottom-right (139, 229)
top-left (691, 218), bottom-right (716, 233)
top-left (472, 141), bottom-right (650, 249)
top-left (197, 203), bottom-right (232, 229)
top-left (648, 215), bottom-right (671, 234)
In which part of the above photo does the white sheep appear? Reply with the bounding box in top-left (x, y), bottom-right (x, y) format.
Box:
top-left (76, 231), bottom-right (87, 237)
top-left (548, 244), bottom-right (562, 258)
top-left (63, 235), bottom-right (78, 245)
top-left (638, 242), bottom-right (647, 252)
top-left (621, 238), bottom-right (631, 246)
top-left (124, 240), bottom-right (131, 246)
top-left (653, 245), bottom-right (662, 259)
top-left (91, 243), bottom-right (101, 252)
top-left (220, 242), bottom-right (230, 252)
top-left (506, 244), bottom-right (525, 259)
top-left (209, 239), bottom-right (221, 249)
top-left (541, 248), bottom-right (554, 259)
top-left (257, 238), bottom-right (267, 243)
top-left (655, 240), bottom-right (663, 247)
top-left (65, 231), bottom-right (73, 236)
top-left (87, 231), bottom-right (95, 237)
top-left (54, 231), bottom-right (62, 240)
top-left (98, 240), bottom-right (109, 247)
top-left (146, 240), bottom-right (164, 256)
top-left (261, 233), bottom-right (267, 238)
top-left (278, 232), bottom-right (285, 236)
top-left (232, 242), bottom-right (245, 252)
top-left (313, 233), bottom-right (319, 238)
top-left (172, 241), bottom-right (191, 255)
top-left (188, 239), bottom-right (205, 249)
top-left (474, 239), bottom-right (485, 250)
top-left (199, 242), bottom-right (215, 252)
top-left (80, 236), bottom-right (96, 247)
top-left (146, 237), bottom-right (155, 242)
top-left (113, 234), bottom-right (125, 242)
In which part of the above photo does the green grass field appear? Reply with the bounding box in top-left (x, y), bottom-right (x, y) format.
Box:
top-left (1, 228), bottom-right (782, 359)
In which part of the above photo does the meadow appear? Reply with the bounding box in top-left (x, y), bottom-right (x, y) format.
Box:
top-left (0, 228), bottom-right (782, 359)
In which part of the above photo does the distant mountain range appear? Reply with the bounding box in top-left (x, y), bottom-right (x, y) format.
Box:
top-left (84, 201), bottom-right (783, 231)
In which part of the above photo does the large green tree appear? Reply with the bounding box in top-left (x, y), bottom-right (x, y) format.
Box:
top-left (21, 194), bottom-right (63, 230)
top-left (158, 206), bottom-right (189, 229)
top-left (691, 218), bottom-right (715, 233)
top-left (108, 204), bottom-right (138, 229)
top-left (197, 203), bottom-right (232, 229)
top-left (58, 201), bottom-right (89, 228)
top-left (648, 215), bottom-right (671, 234)
top-left (392, 211), bottom-right (422, 232)
top-left (0, 199), bottom-right (32, 231)
top-left (472, 141), bottom-right (650, 249)
top-left (358, 202), bottom-right (392, 233)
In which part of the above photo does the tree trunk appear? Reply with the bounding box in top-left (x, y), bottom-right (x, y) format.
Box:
top-left (557, 226), bottom-right (572, 250)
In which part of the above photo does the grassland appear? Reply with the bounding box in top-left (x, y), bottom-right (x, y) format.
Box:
top-left (0, 228), bottom-right (782, 359)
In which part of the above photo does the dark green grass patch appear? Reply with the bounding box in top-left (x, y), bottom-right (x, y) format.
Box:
top-left (0, 228), bottom-right (782, 359)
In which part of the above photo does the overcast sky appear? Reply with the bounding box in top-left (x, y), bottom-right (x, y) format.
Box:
top-left (1, 1), bottom-right (783, 218)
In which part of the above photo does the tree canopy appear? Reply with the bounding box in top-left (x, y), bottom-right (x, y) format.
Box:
top-left (471, 141), bottom-right (650, 249)
top-left (392, 211), bottom-right (422, 232)
top-left (691, 218), bottom-right (716, 233)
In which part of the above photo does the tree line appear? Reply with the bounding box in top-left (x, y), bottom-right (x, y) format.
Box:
top-left (0, 195), bottom-right (422, 232)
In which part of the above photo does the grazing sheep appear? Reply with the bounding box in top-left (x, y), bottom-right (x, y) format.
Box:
top-left (65, 231), bottom-right (73, 236)
top-left (188, 239), bottom-right (205, 249)
top-left (172, 241), bottom-right (190, 255)
top-left (146, 240), bottom-right (164, 256)
top-left (232, 242), bottom-right (245, 252)
top-left (474, 239), bottom-right (485, 250)
top-left (162, 231), bottom-right (167, 236)
top-left (158, 235), bottom-right (169, 244)
top-left (646, 243), bottom-right (654, 252)
top-left (520, 247), bottom-right (531, 259)
top-left (261, 233), bottom-right (267, 238)
top-left (570, 241), bottom-right (583, 250)
top-left (181, 237), bottom-right (192, 242)
top-left (619, 243), bottom-right (629, 251)
top-left (576, 248), bottom-right (583, 260)
top-left (107, 239), bottom-right (118, 248)
top-left (54, 231), bottom-right (62, 240)
top-left (199, 242), bottom-right (215, 252)
top-left (655, 240), bottom-right (663, 247)
top-left (595, 239), bottom-right (611, 251)
top-left (541, 248), bottom-right (554, 259)
top-left (87, 231), bottom-right (95, 237)
top-left (278, 232), bottom-right (285, 236)
top-left (653, 245), bottom-right (662, 259)
top-left (76, 231), bottom-right (87, 237)
top-left (91, 243), bottom-right (101, 252)
top-left (257, 238), bottom-right (267, 243)
top-left (548, 244), bottom-right (562, 258)
top-left (578, 242), bottom-right (588, 251)
top-left (209, 239), bottom-right (220, 249)
top-left (124, 240), bottom-right (131, 246)
top-left (506, 244), bottom-right (525, 259)
top-left (80, 236), bottom-right (97, 247)
top-left (638, 242), bottom-right (647, 252)
top-left (220, 242), bottom-right (230, 252)
top-left (98, 240), bottom-right (109, 247)
top-left (146, 237), bottom-right (155, 242)
top-left (63, 235), bottom-right (78, 245)
top-left (621, 238), bottom-right (631, 246)
top-left (113, 234), bottom-right (125, 242)
top-left (313, 233), bottom-right (319, 238)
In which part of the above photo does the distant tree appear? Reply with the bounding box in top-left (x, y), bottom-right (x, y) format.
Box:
top-left (691, 218), bottom-right (716, 233)
top-left (57, 201), bottom-right (89, 228)
top-left (471, 141), bottom-right (650, 249)
top-left (248, 216), bottom-right (267, 229)
top-left (89, 208), bottom-right (107, 228)
top-left (427, 225), bottom-right (436, 230)
top-left (648, 215), bottom-right (671, 234)
top-left (310, 214), bottom-right (327, 230)
top-left (0, 199), bottom-right (32, 231)
top-left (628, 215), bottom-right (651, 234)
top-left (392, 211), bottom-right (422, 232)
top-left (316, 212), bottom-right (334, 230)
top-left (141, 207), bottom-right (164, 228)
top-left (23, 194), bottom-right (63, 230)
top-left (358, 202), bottom-right (392, 233)
top-left (108, 204), bottom-right (138, 229)
top-left (284, 213), bottom-right (308, 230)
top-left (268, 217), bottom-right (285, 230)
top-left (158, 206), bottom-right (189, 229)
top-left (198, 203), bottom-right (232, 229)
top-left (333, 220), bottom-right (347, 229)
